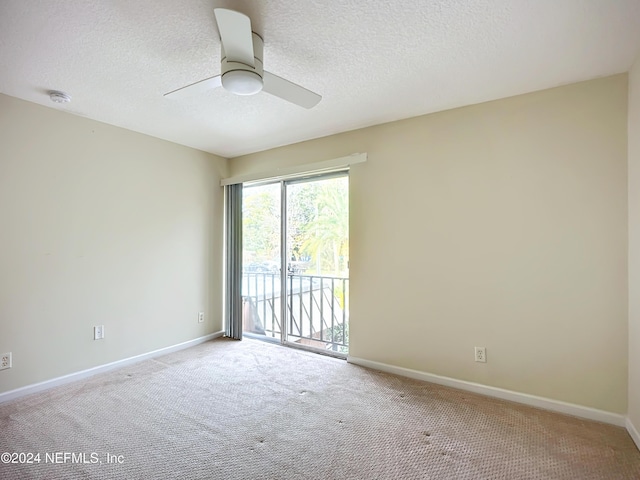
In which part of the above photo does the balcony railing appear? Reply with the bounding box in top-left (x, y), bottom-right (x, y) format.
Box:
top-left (242, 272), bottom-right (349, 354)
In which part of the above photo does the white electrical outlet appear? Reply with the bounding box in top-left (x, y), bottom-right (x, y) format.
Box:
top-left (474, 347), bottom-right (486, 363)
top-left (94, 325), bottom-right (105, 340)
top-left (198, 312), bottom-right (204, 323)
top-left (0, 352), bottom-right (12, 370)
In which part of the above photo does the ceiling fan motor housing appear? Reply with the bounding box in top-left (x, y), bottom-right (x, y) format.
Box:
top-left (221, 32), bottom-right (264, 95)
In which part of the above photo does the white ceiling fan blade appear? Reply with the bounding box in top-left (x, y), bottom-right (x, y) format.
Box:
top-left (214, 8), bottom-right (255, 67)
top-left (262, 71), bottom-right (321, 109)
top-left (164, 75), bottom-right (222, 99)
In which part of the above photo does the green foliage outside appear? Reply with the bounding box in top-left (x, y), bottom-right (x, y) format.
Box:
top-left (300, 179), bottom-right (349, 275)
top-left (243, 176), bottom-right (349, 276)
top-left (328, 322), bottom-right (349, 354)
top-left (243, 188), bottom-right (280, 263)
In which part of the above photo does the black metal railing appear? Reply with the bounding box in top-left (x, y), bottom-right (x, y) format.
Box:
top-left (242, 272), bottom-right (349, 354)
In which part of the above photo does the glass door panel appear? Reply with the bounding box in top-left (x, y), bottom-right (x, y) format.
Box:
top-left (285, 175), bottom-right (349, 354)
top-left (241, 183), bottom-right (282, 341)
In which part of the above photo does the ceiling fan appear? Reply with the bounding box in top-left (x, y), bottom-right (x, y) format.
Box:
top-left (164, 8), bottom-right (321, 109)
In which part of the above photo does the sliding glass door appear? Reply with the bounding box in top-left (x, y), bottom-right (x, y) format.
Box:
top-left (241, 173), bottom-right (349, 356)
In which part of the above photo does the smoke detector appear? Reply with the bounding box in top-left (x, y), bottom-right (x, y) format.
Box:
top-left (49, 91), bottom-right (71, 103)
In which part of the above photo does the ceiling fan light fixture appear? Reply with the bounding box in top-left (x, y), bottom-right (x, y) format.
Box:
top-left (221, 70), bottom-right (263, 95)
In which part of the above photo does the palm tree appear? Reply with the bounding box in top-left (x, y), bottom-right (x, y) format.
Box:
top-left (302, 178), bottom-right (348, 274)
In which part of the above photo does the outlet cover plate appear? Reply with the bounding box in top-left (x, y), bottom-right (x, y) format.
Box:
top-left (0, 352), bottom-right (12, 370)
top-left (475, 347), bottom-right (486, 363)
top-left (198, 312), bottom-right (204, 323)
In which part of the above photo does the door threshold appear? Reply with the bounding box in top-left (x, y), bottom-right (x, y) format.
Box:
top-left (243, 333), bottom-right (347, 360)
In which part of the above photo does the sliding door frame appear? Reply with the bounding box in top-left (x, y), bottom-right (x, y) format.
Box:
top-left (241, 170), bottom-right (349, 358)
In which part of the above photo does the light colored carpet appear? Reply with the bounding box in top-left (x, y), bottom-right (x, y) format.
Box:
top-left (0, 338), bottom-right (638, 479)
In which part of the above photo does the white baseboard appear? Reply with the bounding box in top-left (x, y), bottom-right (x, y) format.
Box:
top-left (347, 356), bottom-right (626, 427)
top-left (627, 417), bottom-right (640, 451)
top-left (0, 331), bottom-right (225, 404)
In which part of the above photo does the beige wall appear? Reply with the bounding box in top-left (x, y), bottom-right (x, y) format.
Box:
top-left (629, 56), bottom-right (640, 430)
top-left (0, 94), bottom-right (227, 394)
top-left (231, 75), bottom-right (629, 413)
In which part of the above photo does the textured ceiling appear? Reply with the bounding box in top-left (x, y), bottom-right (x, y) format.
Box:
top-left (1, 0), bottom-right (639, 158)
